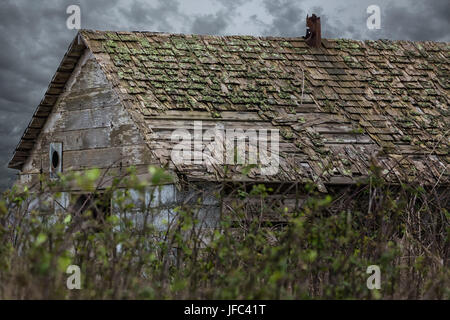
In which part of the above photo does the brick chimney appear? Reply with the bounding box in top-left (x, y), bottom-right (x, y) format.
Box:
top-left (304, 14), bottom-right (321, 48)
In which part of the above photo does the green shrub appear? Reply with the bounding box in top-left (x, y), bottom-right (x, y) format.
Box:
top-left (0, 164), bottom-right (448, 299)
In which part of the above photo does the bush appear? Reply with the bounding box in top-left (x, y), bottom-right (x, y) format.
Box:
top-left (0, 165), bottom-right (448, 299)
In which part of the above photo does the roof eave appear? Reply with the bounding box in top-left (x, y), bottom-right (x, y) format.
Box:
top-left (8, 32), bottom-right (88, 171)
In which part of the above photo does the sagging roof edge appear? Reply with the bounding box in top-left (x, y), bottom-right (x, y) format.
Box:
top-left (8, 32), bottom-right (87, 170)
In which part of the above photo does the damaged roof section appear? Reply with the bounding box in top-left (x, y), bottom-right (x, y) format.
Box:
top-left (9, 30), bottom-right (450, 186)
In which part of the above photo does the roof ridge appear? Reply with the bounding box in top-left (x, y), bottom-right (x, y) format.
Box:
top-left (79, 29), bottom-right (450, 44)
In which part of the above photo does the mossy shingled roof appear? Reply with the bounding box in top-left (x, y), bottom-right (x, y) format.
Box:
top-left (10, 30), bottom-right (450, 187)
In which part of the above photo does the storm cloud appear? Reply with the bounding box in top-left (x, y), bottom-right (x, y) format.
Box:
top-left (0, 0), bottom-right (448, 190)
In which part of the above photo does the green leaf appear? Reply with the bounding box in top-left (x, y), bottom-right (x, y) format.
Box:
top-left (86, 168), bottom-right (101, 181)
top-left (64, 214), bottom-right (72, 224)
top-left (35, 233), bottom-right (47, 246)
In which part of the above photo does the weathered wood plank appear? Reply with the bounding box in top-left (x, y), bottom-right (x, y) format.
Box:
top-left (148, 110), bottom-right (263, 121)
top-left (63, 88), bottom-right (120, 111)
top-left (146, 119), bottom-right (274, 130)
top-left (322, 133), bottom-right (373, 144)
top-left (21, 56), bottom-right (153, 177)
top-left (55, 105), bottom-right (133, 131)
top-left (72, 145), bottom-right (151, 169)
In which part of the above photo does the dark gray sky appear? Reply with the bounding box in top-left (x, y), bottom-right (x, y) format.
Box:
top-left (1, 0), bottom-right (449, 190)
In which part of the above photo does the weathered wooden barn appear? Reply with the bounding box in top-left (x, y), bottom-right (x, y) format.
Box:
top-left (8, 25), bottom-right (449, 220)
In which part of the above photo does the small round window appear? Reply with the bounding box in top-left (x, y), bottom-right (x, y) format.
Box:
top-left (51, 150), bottom-right (59, 169)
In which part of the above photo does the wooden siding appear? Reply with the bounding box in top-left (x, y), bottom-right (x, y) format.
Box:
top-left (18, 50), bottom-right (157, 187)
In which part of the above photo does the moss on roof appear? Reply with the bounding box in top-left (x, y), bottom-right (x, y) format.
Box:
top-left (10, 30), bottom-right (450, 186)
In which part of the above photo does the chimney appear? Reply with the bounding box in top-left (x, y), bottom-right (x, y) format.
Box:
top-left (304, 14), bottom-right (321, 48)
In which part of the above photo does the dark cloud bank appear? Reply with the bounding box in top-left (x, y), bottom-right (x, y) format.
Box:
top-left (0, 0), bottom-right (448, 190)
